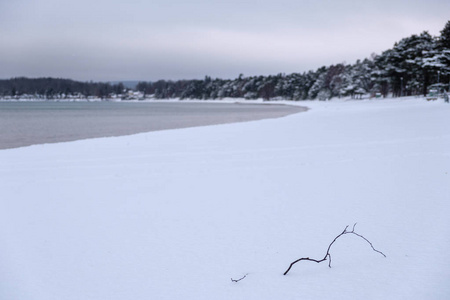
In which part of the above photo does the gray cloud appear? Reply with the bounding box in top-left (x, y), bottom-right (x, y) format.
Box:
top-left (1, 0), bottom-right (449, 81)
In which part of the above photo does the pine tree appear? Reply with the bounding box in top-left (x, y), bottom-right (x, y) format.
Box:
top-left (439, 20), bottom-right (450, 49)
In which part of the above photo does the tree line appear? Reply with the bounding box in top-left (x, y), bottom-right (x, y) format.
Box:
top-left (136, 21), bottom-right (450, 100)
top-left (1, 21), bottom-right (449, 101)
top-left (0, 78), bottom-right (126, 99)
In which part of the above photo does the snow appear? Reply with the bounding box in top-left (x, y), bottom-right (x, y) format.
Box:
top-left (1, 97), bottom-right (450, 299)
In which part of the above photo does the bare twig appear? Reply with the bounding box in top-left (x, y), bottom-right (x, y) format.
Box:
top-left (283, 223), bottom-right (385, 275)
top-left (231, 273), bottom-right (248, 283)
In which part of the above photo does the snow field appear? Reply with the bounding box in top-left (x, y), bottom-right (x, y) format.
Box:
top-left (1, 97), bottom-right (449, 299)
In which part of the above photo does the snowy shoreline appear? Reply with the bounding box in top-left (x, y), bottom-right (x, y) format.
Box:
top-left (0, 99), bottom-right (306, 150)
top-left (1, 96), bottom-right (449, 299)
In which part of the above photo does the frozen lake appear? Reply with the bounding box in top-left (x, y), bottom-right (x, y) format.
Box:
top-left (0, 101), bottom-right (306, 149)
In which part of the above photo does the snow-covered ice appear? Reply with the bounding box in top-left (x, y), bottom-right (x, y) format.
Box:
top-left (1, 97), bottom-right (449, 299)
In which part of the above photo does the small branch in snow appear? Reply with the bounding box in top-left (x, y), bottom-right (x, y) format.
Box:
top-left (283, 223), bottom-right (386, 275)
top-left (231, 273), bottom-right (248, 283)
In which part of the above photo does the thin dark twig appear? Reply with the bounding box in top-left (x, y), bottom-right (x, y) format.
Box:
top-left (231, 273), bottom-right (248, 283)
top-left (283, 223), bottom-right (385, 275)
top-left (347, 224), bottom-right (386, 258)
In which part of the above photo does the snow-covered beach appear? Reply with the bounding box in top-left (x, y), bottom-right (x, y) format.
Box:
top-left (1, 97), bottom-right (449, 299)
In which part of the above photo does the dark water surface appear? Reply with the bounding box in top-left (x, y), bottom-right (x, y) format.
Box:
top-left (0, 101), bottom-right (306, 149)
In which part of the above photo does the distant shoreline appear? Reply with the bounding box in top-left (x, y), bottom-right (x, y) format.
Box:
top-left (0, 101), bottom-right (306, 150)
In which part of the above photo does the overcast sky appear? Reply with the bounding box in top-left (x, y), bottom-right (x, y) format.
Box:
top-left (1, 0), bottom-right (449, 82)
